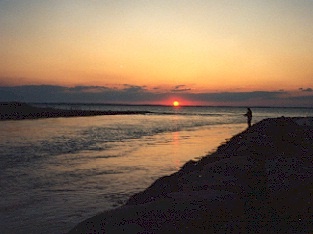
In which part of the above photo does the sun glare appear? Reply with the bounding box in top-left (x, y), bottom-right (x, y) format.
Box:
top-left (173, 101), bottom-right (180, 107)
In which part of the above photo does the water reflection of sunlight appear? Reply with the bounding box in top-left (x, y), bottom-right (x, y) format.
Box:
top-left (172, 131), bottom-right (179, 146)
top-left (171, 131), bottom-right (181, 170)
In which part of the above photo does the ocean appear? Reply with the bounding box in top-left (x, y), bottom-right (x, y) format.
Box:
top-left (1, 105), bottom-right (312, 233)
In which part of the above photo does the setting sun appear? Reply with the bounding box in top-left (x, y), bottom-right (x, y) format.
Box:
top-left (173, 101), bottom-right (180, 107)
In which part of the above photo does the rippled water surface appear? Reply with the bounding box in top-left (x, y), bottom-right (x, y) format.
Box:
top-left (1, 106), bottom-right (312, 233)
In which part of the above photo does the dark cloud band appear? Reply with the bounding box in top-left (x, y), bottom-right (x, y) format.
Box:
top-left (0, 85), bottom-right (312, 107)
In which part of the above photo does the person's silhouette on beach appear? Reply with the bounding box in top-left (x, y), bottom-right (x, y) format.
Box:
top-left (244, 108), bottom-right (252, 128)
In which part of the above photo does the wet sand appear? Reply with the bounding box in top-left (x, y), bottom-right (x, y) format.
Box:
top-left (0, 102), bottom-right (151, 121)
top-left (69, 117), bottom-right (313, 233)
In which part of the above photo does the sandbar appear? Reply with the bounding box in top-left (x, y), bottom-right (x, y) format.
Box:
top-left (0, 102), bottom-right (151, 121)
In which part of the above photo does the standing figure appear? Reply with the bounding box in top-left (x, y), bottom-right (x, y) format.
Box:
top-left (244, 108), bottom-right (252, 128)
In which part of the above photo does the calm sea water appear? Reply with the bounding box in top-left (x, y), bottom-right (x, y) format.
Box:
top-left (1, 105), bottom-right (312, 233)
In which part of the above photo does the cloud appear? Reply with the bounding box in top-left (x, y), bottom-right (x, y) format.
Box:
top-left (299, 87), bottom-right (313, 92)
top-left (171, 85), bottom-right (191, 92)
top-left (122, 84), bottom-right (147, 93)
top-left (287, 94), bottom-right (313, 106)
top-left (184, 91), bottom-right (285, 104)
top-left (0, 85), bottom-right (312, 107)
top-left (67, 86), bottom-right (112, 93)
top-left (0, 85), bottom-right (158, 103)
top-left (0, 85), bottom-right (67, 102)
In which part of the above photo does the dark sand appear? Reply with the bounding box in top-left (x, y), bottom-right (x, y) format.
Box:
top-left (69, 117), bottom-right (313, 233)
top-left (0, 102), bottom-right (151, 120)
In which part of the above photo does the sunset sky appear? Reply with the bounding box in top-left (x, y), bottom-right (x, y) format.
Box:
top-left (1, 0), bottom-right (313, 106)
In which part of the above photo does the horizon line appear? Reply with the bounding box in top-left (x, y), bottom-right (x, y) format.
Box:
top-left (25, 102), bottom-right (313, 109)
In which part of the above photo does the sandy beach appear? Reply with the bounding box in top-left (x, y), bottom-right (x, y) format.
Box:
top-left (0, 102), bottom-right (150, 121)
top-left (69, 117), bottom-right (313, 233)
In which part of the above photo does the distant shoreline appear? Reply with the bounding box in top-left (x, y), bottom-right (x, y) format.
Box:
top-left (0, 102), bottom-right (151, 121)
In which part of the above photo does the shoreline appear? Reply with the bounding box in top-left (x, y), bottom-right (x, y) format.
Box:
top-left (0, 102), bottom-right (151, 121)
top-left (69, 117), bottom-right (313, 233)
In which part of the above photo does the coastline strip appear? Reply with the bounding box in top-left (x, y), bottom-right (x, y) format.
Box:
top-left (0, 102), bottom-right (151, 121)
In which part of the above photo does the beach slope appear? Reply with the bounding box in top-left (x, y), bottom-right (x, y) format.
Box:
top-left (69, 117), bottom-right (313, 233)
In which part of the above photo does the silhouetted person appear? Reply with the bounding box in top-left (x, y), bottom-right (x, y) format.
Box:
top-left (244, 108), bottom-right (252, 128)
